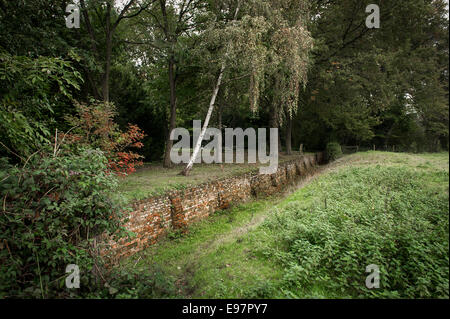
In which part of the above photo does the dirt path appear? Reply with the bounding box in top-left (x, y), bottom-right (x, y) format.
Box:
top-left (181, 157), bottom-right (351, 275)
top-left (157, 156), bottom-right (354, 297)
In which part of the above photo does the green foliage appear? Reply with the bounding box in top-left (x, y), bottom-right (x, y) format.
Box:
top-left (0, 148), bottom-right (128, 298)
top-left (242, 280), bottom-right (276, 298)
top-left (0, 50), bottom-right (82, 158)
top-left (84, 266), bottom-right (179, 299)
top-left (257, 165), bottom-right (449, 298)
top-left (325, 142), bottom-right (343, 162)
top-left (167, 229), bottom-right (186, 240)
top-left (295, 0), bottom-right (448, 151)
top-left (0, 1), bottom-right (80, 57)
top-left (0, 0), bottom-right (448, 159)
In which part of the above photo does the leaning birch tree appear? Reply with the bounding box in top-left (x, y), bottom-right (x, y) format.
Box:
top-left (180, 0), bottom-right (312, 176)
top-left (180, 0), bottom-right (265, 176)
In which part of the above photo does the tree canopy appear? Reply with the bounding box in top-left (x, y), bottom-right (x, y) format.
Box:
top-left (0, 0), bottom-right (448, 162)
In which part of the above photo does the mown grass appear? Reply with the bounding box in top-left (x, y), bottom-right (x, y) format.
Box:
top-left (117, 152), bottom-right (309, 202)
top-left (118, 151), bottom-right (449, 299)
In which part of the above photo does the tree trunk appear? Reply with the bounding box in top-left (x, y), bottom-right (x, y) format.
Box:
top-left (163, 56), bottom-right (177, 168)
top-left (102, 3), bottom-right (112, 102)
top-left (385, 123), bottom-right (395, 150)
top-left (218, 103), bottom-right (222, 131)
top-left (181, 63), bottom-right (225, 176)
top-left (81, 0), bottom-right (145, 102)
top-left (270, 106), bottom-right (281, 152)
top-left (102, 38), bottom-right (112, 102)
top-left (285, 115), bottom-right (292, 155)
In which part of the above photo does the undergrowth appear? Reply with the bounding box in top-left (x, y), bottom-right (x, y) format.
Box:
top-left (253, 165), bottom-right (449, 298)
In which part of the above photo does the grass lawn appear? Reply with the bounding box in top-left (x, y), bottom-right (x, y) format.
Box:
top-left (118, 152), bottom-right (311, 202)
top-left (116, 151), bottom-right (449, 299)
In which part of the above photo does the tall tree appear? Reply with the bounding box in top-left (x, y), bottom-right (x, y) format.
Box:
top-left (79, 0), bottom-right (151, 102)
top-left (181, 0), bottom-right (313, 175)
top-left (266, 0), bottom-right (313, 154)
top-left (126, 0), bottom-right (205, 167)
top-left (294, 0), bottom-right (448, 151)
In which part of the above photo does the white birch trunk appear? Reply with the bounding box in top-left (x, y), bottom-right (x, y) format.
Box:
top-left (180, 2), bottom-right (241, 176)
top-left (181, 62), bottom-right (226, 176)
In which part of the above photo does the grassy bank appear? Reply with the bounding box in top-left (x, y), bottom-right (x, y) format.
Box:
top-left (117, 152), bottom-right (449, 299)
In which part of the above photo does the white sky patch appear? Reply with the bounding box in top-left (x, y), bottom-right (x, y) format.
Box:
top-left (442, 0), bottom-right (449, 19)
top-left (80, 0), bottom-right (184, 14)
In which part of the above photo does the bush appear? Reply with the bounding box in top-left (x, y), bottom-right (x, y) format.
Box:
top-left (84, 265), bottom-right (179, 299)
top-left (64, 100), bottom-right (145, 176)
top-left (0, 50), bottom-right (82, 158)
top-left (0, 147), bottom-right (128, 298)
top-left (325, 142), bottom-right (343, 162)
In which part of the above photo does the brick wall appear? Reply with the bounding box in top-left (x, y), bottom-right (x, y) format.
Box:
top-left (101, 153), bottom-right (325, 261)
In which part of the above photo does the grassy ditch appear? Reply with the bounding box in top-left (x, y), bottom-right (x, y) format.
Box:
top-left (116, 152), bottom-right (448, 299)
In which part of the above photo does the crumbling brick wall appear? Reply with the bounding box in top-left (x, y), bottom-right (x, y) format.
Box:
top-left (101, 153), bottom-right (325, 261)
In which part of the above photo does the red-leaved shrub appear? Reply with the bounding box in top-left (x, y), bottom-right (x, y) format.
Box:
top-left (64, 101), bottom-right (145, 176)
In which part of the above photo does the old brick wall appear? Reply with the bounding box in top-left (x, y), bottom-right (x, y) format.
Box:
top-left (101, 153), bottom-right (325, 261)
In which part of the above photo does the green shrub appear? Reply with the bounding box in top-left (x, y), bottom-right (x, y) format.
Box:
top-left (0, 148), bottom-right (128, 298)
top-left (0, 50), bottom-right (82, 158)
top-left (242, 280), bottom-right (277, 298)
top-left (84, 265), bottom-right (179, 299)
top-left (325, 142), bottom-right (343, 162)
